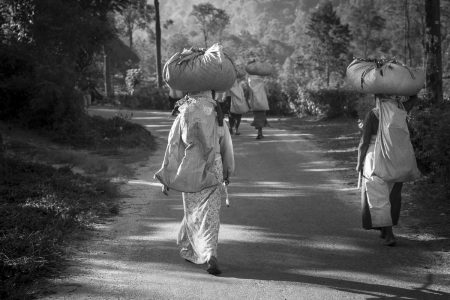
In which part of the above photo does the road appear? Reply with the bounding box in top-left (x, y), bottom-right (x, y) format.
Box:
top-left (43, 108), bottom-right (449, 300)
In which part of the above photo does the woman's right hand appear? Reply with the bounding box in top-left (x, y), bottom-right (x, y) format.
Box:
top-left (356, 163), bottom-right (363, 172)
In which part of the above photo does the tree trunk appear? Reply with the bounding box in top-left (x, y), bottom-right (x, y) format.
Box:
top-left (128, 24), bottom-right (133, 49)
top-left (0, 132), bottom-right (5, 177)
top-left (404, 0), bottom-right (410, 65)
top-left (154, 0), bottom-right (163, 88)
top-left (425, 0), bottom-right (443, 104)
top-left (103, 45), bottom-right (113, 99)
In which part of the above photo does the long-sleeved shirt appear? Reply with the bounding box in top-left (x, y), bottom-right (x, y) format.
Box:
top-left (155, 92), bottom-right (234, 193)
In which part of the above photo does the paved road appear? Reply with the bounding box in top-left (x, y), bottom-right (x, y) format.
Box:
top-left (43, 108), bottom-right (449, 300)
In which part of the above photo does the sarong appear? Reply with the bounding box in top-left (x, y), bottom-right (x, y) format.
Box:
top-left (178, 156), bottom-right (224, 264)
top-left (252, 111), bottom-right (267, 129)
top-left (362, 137), bottom-right (394, 228)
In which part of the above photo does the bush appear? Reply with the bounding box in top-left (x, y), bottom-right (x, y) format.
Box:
top-left (355, 94), bottom-right (377, 120)
top-left (409, 99), bottom-right (450, 181)
top-left (0, 46), bottom-right (35, 121)
top-left (265, 78), bottom-right (291, 116)
top-left (50, 113), bottom-right (155, 150)
top-left (289, 88), bottom-right (360, 119)
top-left (120, 85), bottom-right (170, 110)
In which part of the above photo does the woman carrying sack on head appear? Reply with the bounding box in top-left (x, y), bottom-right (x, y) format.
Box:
top-left (245, 59), bottom-right (272, 139)
top-left (247, 75), bottom-right (269, 139)
top-left (348, 57), bottom-right (422, 246)
top-left (155, 44), bottom-right (235, 275)
top-left (225, 79), bottom-right (248, 135)
top-left (357, 94), bottom-right (419, 246)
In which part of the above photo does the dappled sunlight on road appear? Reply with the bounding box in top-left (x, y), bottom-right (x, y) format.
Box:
top-left (144, 124), bottom-right (172, 128)
top-left (54, 109), bottom-right (449, 299)
top-left (128, 179), bottom-right (162, 187)
top-left (301, 167), bottom-right (352, 172)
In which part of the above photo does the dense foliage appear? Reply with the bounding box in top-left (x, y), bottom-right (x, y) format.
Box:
top-left (289, 88), bottom-right (359, 119)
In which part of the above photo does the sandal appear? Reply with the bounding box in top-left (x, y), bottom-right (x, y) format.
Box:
top-left (379, 228), bottom-right (386, 239)
top-left (206, 256), bottom-right (221, 275)
top-left (383, 237), bottom-right (397, 247)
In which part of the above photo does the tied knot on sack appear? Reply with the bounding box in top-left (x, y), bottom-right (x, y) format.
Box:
top-left (176, 44), bottom-right (224, 66)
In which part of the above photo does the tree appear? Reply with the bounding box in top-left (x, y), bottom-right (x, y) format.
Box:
top-left (425, 0), bottom-right (443, 103)
top-left (0, 0), bottom-right (132, 124)
top-left (191, 3), bottom-right (230, 48)
top-left (115, 0), bottom-right (153, 49)
top-left (342, 0), bottom-right (387, 58)
top-left (304, 1), bottom-right (351, 87)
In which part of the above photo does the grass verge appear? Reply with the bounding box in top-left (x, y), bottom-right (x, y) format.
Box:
top-left (0, 113), bottom-right (156, 299)
top-left (0, 158), bottom-right (120, 299)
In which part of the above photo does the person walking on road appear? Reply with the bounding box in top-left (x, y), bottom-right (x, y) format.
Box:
top-left (225, 79), bottom-right (248, 135)
top-left (356, 94), bottom-right (418, 246)
top-left (155, 90), bottom-right (234, 275)
top-left (247, 75), bottom-right (269, 139)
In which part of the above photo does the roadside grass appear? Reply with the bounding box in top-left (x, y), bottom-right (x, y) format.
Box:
top-left (0, 157), bottom-right (120, 299)
top-left (0, 115), bottom-right (156, 299)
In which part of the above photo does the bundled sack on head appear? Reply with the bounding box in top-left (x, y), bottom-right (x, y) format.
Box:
top-left (346, 57), bottom-right (425, 96)
top-left (245, 59), bottom-right (273, 76)
top-left (163, 43), bottom-right (236, 92)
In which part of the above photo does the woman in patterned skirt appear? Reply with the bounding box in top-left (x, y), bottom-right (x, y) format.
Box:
top-left (155, 90), bottom-right (234, 275)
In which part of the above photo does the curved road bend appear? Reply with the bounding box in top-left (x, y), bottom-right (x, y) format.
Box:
top-left (42, 108), bottom-right (449, 300)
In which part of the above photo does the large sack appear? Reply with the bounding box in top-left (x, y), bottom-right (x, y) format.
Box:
top-left (168, 87), bottom-right (185, 99)
top-left (248, 75), bottom-right (269, 111)
top-left (163, 43), bottom-right (236, 92)
top-left (372, 99), bottom-right (421, 182)
top-left (245, 60), bottom-right (273, 76)
top-left (229, 81), bottom-right (249, 114)
top-left (346, 58), bottom-right (425, 96)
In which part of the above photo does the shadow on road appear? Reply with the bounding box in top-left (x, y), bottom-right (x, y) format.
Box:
top-left (60, 109), bottom-right (449, 299)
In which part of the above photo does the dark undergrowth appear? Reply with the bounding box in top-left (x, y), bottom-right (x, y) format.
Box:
top-left (0, 113), bottom-right (156, 299)
top-left (0, 157), bottom-right (120, 299)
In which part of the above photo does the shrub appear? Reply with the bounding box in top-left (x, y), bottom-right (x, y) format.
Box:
top-left (409, 99), bottom-right (450, 181)
top-left (120, 85), bottom-right (170, 110)
top-left (289, 88), bottom-right (360, 119)
top-left (50, 113), bottom-right (155, 150)
top-left (125, 68), bottom-right (142, 95)
top-left (0, 46), bottom-right (35, 121)
top-left (265, 78), bottom-right (291, 116)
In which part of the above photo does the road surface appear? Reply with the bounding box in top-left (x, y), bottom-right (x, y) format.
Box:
top-left (42, 108), bottom-right (449, 300)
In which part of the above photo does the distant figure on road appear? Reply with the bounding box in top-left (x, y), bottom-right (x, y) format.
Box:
top-left (247, 75), bottom-right (269, 139)
top-left (225, 79), bottom-right (248, 135)
top-left (357, 94), bottom-right (418, 246)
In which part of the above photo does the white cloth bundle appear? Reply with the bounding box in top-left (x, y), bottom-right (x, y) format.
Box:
top-left (164, 43), bottom-right (236, 92)
top-left (228, 81), bottom-right (249, 114)
top-left (248, 75), bottom-right (269, 111)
